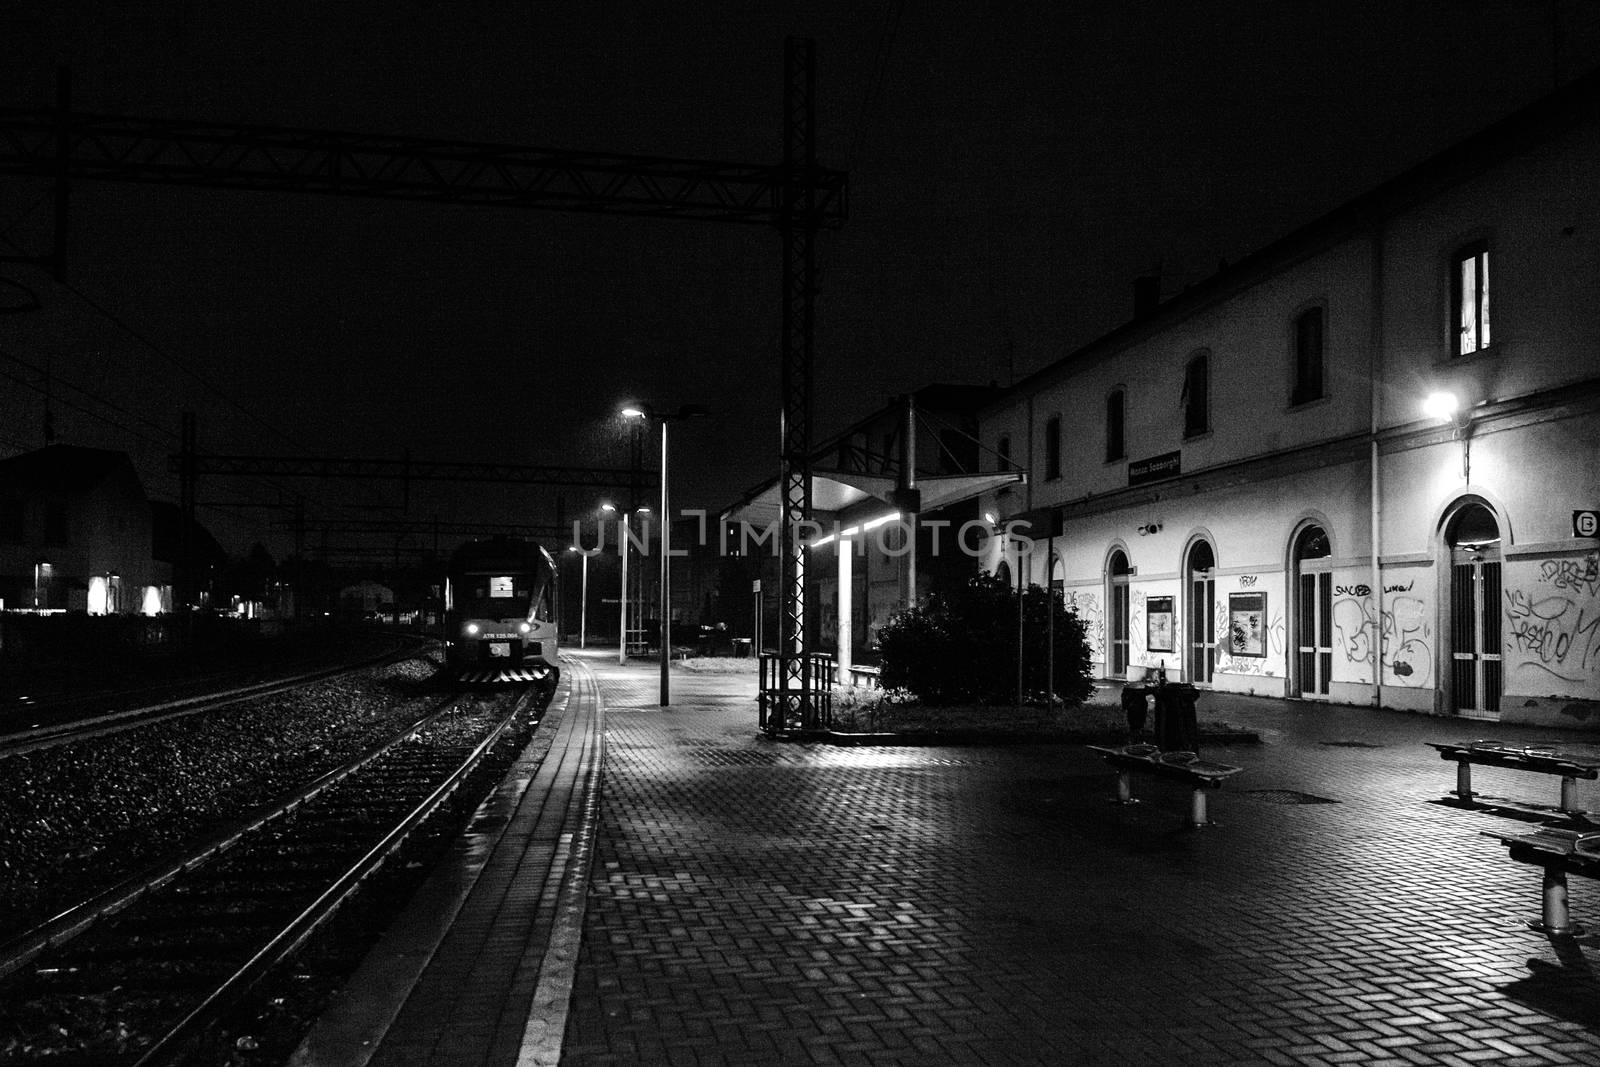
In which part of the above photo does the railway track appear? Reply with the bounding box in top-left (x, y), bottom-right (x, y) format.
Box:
top-left (0, 683), bottom-right (546, 1064)
top-left (0, 633), bottom-right (430, 759)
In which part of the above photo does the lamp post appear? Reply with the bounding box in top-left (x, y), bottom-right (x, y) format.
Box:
top-left (622, 403), bottom-right (708, 706)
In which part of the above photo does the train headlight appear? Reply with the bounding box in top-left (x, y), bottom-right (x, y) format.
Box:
top-left (465, 623), bottom-right (480, 636)
top-left (519, 622), bottom-right (532, 634)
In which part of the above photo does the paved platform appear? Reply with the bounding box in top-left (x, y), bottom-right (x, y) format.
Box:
top-left (303, 651), bottom-right (1600, 1064)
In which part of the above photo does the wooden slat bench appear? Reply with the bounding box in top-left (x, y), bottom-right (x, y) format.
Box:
top-left (1087, 744), bottom-right (1243, 828)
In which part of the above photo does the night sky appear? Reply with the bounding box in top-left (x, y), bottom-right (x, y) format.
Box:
top-left (3, 2), bottom-right (1599, 563)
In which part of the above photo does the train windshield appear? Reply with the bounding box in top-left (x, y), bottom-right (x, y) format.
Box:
top-left (457, 571), bottom-right (538, 617)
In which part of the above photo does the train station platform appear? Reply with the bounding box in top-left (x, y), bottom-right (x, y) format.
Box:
top-left (298, 651), bottom-right (1600, 1064)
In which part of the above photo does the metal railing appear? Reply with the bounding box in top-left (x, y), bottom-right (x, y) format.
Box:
top-left (757, 651), bottom-right (835, 733)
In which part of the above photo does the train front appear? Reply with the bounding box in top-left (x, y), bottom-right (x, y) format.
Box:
top-left (444, 557), bottom-right (560, 690)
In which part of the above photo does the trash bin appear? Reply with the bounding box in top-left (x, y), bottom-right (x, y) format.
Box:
top-left (1153, 682), bottom-right (1200, 753)
top-left (1120, 686), bottom-right (1149, 742)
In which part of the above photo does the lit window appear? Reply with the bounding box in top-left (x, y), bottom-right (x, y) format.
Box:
top-left (1106, 389), bottom-right (1125, 461)
top-left (1291, 308), bottom-right (1324, 406)
top-left (1452, 241), bottom-right (1491, 356)
top-left (1044, 416), bottom-right (1061, 480)
top-left (1182, 352), bottom-right (1210, 438)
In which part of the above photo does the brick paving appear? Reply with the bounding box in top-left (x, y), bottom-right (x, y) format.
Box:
top-left (561, 652), bottom-right (1600, 1065)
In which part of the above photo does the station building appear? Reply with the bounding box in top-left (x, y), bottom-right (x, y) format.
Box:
top-left (977, 69), bottom-right (1600, 725)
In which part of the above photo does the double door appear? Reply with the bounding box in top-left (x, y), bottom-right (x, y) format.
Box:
top-left (1450, 551), bottom-right (1502, 717)
top-left (1297, 570), bottom-right (1332, 698)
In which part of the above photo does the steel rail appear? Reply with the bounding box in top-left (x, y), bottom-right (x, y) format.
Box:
top-left (132, 685), bottom-right (539, 1066)
top-left (0, 634), bottom-right (426, 757)
top-left (0, 688), bottom-right (468, 981)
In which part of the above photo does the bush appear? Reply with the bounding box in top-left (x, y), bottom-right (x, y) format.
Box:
top-left (876, 573), bottom-right (1094, 708)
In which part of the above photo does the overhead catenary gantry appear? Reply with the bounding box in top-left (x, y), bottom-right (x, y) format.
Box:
top-left (0, 41), bottom-right (843, 726)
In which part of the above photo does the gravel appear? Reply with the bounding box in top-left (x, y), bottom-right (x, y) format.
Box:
top-left (0, 652), bottom-right (449, 942)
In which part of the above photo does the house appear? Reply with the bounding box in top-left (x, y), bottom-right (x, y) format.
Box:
top-left (0, 445), bottom-right (161, 614)
top-left (977, 67), bottom-right (1600, 726)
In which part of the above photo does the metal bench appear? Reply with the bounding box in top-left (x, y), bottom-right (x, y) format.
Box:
top-left (1428, 740), bottom-right (1600, 818)
top-left (1481, 825), bottom-right (1600, 936)
top-left (1087, 744), bottom-right (1243, 828)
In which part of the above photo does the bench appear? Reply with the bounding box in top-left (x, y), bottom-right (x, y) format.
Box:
top-left (1087, 744), bottom-right (1243, 828)
top-left (1481, 825), bottom-right (1600, 936)
top-left (846, 665), bottom-right (882, 690)
top-left (1428, 740), bottom-right (1600, 818)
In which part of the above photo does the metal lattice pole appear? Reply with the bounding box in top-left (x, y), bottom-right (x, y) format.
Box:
top-left (776, 36), bottom-right (817, 733)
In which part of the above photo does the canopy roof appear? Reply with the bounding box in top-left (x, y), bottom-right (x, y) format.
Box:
top-left (721, 469), bottom-right (1024, 527)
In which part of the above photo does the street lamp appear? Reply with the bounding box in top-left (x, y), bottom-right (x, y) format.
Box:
top-left (621, 403), bottom-right (708, 706)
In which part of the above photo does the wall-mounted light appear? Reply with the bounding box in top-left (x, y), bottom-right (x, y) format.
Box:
top-left (1137, 522), bottom-right (1163, 536)
top-left (1423, 390), bottom-right (1476, 480)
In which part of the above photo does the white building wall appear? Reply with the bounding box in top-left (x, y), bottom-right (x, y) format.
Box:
top-left (979, 93), bottom-right (1600, 726)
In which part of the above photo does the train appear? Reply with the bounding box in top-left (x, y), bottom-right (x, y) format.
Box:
top-left (443, 536), bottom-right (560, 692)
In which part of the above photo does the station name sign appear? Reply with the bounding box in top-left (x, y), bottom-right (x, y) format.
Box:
top-left (1129, 451), bottom-right (1181, 487)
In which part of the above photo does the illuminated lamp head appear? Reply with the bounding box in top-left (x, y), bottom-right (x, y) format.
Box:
top-left (1421, 391), bottom-right (1459, 423)
top-left (465, 623), bottom-right (480, 636)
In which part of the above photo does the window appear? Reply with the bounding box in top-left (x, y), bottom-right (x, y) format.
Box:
top-left (1044, 416), bottom-right (1061, 480)
top-left (1452, 241), bottom-right (1491, 356)
top-left (1291, 308), bottom-right (1324, 406)
top-left (997, 434), bottom-right (1012, 471)
top-left (1182, 352), bottom-right (1210, 437)
top-left (1105, 389), bottom-right (1125, 461)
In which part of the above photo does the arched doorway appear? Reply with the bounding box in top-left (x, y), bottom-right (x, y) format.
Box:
top-left (1107, 549), bottom-right (1132, 678)
top-left (1292, 524), bottom-right (1333, 698)
top-left (1445, 500), bottom-right (1503, 717)
top-left (1186, 540), bottom-right (1216, 685)
top-left (995, 559), bottom-right (1011, 587)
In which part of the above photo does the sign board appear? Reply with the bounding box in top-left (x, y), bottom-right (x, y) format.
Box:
top-left (1576, 510), bottom-right (1600, 538)
top-left (751, 579), bottom-right (762, 593)
top-left (1128, 451), bottom-right (1181, 487)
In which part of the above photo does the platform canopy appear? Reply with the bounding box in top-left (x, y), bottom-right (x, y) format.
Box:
top-left (721, 468), bottom-right (1024, 527)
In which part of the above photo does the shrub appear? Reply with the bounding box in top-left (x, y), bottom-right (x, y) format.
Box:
top-left (877, 573), bottom-right (1094, 707)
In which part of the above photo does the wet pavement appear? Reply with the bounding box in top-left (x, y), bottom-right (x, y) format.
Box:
top-left (559, 650), bottom-right (1600, 1065)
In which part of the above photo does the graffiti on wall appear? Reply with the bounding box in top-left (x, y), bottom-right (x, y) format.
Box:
top-left (1130, 588), bottom-right (1162, 668)
top-left (1504, 555), bottom-right (1600, 687)
top-left (1330, 593), bottom-right (1433, 688)
top-left (1065, 589), bottom-right (1105, 659)
top-left (1539, 555), bottom-right (1600, 598)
